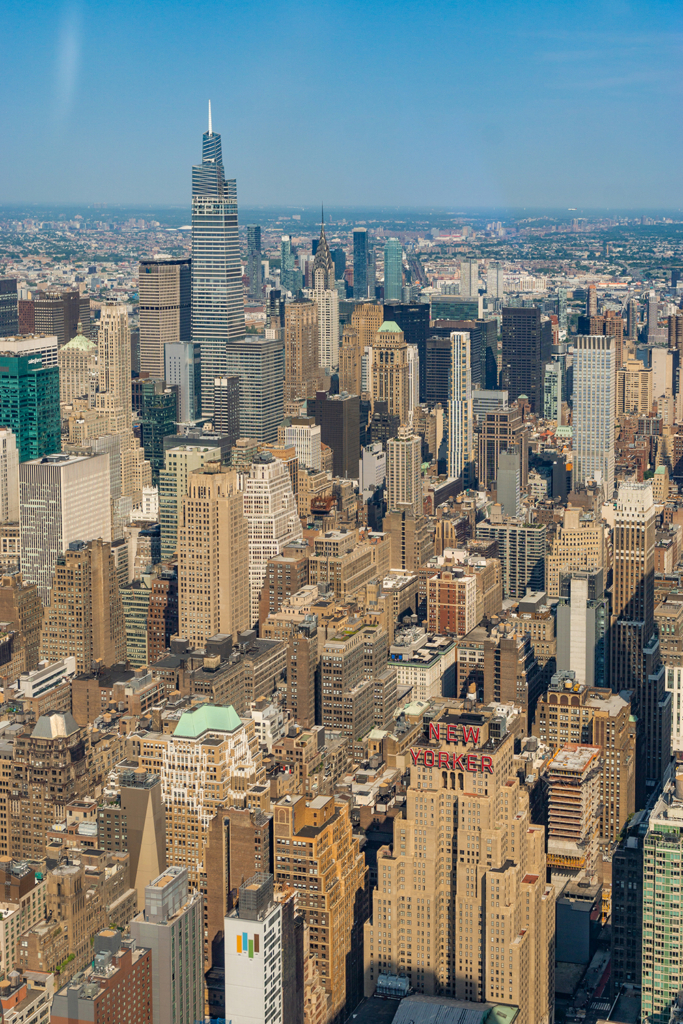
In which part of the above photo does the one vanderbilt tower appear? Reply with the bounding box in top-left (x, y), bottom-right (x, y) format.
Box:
top-left (192, 101), bottom-right (245, 417)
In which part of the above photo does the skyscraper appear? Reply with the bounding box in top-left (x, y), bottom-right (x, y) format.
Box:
top-left (138, 257), bottom-right (191, 378)
top-left (164, 340), bottom-right (201, 423)
top-left (19, 453), bottom-right (111, 603)
top-left (284, 298), bottom-right (320, 411)
top-left (486, 263), bottom-right (505, 300)
top-left (212, 375), bottom-right (240, 447)
top-left (314, 391), bottom-right (360, 479)
top-left (192, 104), bottom-right (245, 417)
top-left (448, 331), bottom-right (474, 487)
top-left (386, 425), bottom-right (422, 516)
top-left (383, 302), bottom-right (431, 401)
top-left (224, 337), bottom-right (285, 443)
top-left (40, 538), bottom-right (126, 674)
top-left (280, 235), bottom-right (299, 294)
top-left (353, 228), bottom-right (369, 299)
top-left (501, 306), bottom-right (552, 413)
top-left (0, 428), bottom-right (19, 524)
top-left (246, 224), bottom-right (263, 300)
top-left (372, 321), bottom-right (410, 425)
top-left (0, 353), bottom-right (60, 463)
top-left (159, 443), bottom-right (221, 559)
top-left (0, 279), bottom-right (18, 336)
top-left (586, 284), bottom-right (598, 317)
top-left (459, 258), bottom-right (478, 298)
top-left (312, 217), bottom-right (339, 370)
top-left (58, 328), bottom-right (98, 405)
top-left (178, 463), bottom-right (249, 646)
top-left (33, 289), bottom-right (81, 346)
top-left (573, 335), bottom-right (615, 498)
top-left (383, 238), bottom-right (403, 303)
top-left (611, 479), bottom-right (670, 789)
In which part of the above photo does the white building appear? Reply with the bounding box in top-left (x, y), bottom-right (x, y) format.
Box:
top-left (486, 263), bottom-right (505, 299)
top-left (0, 428), bottom-right (19, 524)
top-left (573, 335), bottom-right (615, 499)
top-left (135, 486), bottom-right (159, 521)
top-left (248, 700), bottom-right (286, 752)
top-left (0, 334), bottom-right (58, 367)
top-left (406, 344), bottom-right (419, 422)
top-left (459, 259), bottom-right (478, 298)
top-left (389, 628), bottom-right (456, 702)
top-left (224, 874), bottom-right (283, 1024)
top-left (283, 420), bottom-right (322, 471)
top-left (448, 331), bottom-right (474, 486)
top-left (359, 442), bottom-right (386, 498)
top-left (19, 453), bottom-right (111, 603)
top-left (165, 341), bottom-right (198, 423)
top-left (241, 456), bottom-right (303, 626)
top-left (11, 657), bottom-right (77, 701)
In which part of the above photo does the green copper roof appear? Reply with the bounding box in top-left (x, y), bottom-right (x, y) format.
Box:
top-left (62, 333), bottom-right (96, 352)
top-left (174, 704), bottom-right (241, 738)
top-left (378, 320), bottom-right (403, 333)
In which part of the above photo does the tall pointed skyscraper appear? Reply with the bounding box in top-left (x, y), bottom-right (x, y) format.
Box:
top-left (192, 102), bottom-right (245, 417)
top-left (312, 211), bottom-right (339, 370)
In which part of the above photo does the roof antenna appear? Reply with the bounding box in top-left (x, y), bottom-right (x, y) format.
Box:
top-left (208, 100), bottom-right (212, 136)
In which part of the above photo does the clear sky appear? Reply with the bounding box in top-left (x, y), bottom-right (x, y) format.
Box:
top-left (2, 0), bottom-right (682, 208)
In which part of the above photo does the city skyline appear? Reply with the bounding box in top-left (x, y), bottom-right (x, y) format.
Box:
top-left (2, 0), bottom-right (682, 207)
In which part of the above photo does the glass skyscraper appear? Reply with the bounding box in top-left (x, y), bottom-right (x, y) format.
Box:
top-left (246, 225), bottom-right (263, 300)
top-left (383, 238), bottom-right (402, 302)
top-left (191, 105), bottom-right (245, 417)
top-left (353, 228), bottom-right (368, 299)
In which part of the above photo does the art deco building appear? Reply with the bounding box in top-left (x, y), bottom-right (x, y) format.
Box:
top-left (372, 321), bottom-right (410, 425)
top-left (58, 327), bottom-right (98, 405)
top-left (312, 219), bottom-right (340, 371)
top-left (363, 704), bottom-right (554, 1024)
top-left (178, 463), bottom-right (249, 646)
top-left (545, 508), bottom-right (606, 598)
top-left (339, 326), bottom-right (362, 395)
top-left (284, 298), bottom-right (321, 412)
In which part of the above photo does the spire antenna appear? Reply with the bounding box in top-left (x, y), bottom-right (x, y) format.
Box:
top-left (208, 100), bottom-right (212, 135)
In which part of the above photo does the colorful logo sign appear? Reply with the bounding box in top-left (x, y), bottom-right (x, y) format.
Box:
top-left (236, 932), bottom-right (260, 958)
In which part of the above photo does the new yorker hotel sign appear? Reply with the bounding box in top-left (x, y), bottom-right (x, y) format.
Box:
top-left (409, 722), bottom-right (494, 774)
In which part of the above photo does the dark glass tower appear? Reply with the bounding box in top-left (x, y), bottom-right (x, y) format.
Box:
top-left (353, 228), bottom-right (368, 299)
top-left (192, 103), bottom-right (245, 417)
top-left (246, 225), bottom-right (263, 300)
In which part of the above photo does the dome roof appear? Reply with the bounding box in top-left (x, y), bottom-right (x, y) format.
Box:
top-left (62, 322), bottom-right (96, 352)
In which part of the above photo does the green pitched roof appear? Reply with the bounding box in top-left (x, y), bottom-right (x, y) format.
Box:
top-left (174, 704), bottom-right (241, 738)
top-left (62, 333), bottom-right (96, 352)
top-left (378, 320), bottom-right (403, 333)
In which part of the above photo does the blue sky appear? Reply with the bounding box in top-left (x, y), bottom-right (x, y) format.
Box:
top-left (1, 0), bottom-right (682, 208)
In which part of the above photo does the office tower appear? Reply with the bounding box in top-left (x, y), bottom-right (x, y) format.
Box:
top-left (363, 707), bottom-right (554, 1013)
top-left (627, 298), bottom-right (639, 341)
top-left (352, 302), bottom-right (384, 347)
top-left (9, 711), bottom-right (90, 857)
top-left (339, 325), bottom-right (362, 395)
top-left (407, 344), bottom-right (419, 421)
top-left (331, 246), bottom-right (346, 281)
top-left (432, 294), bottom-right (482, 321)
top-left (557, 286), bottom-right (567, 331)
top-left (96, 304), bottom-right (151, 501)
top-left (284, 298), bottom-right (322, 410)
top-left (573, 335), bottom-right (615, 498)
top-left (546, 508), bottom-right (605, 597)
top-left (367, 244), bottom-right (377, 299)
top-left (478, 403), bottom-right (527, 492)
top-left (0, 332), bottom-right (58, 366)
top-left (159, 444), bottom-right (220, 559)
top-left (51, 930), bottom-right (152, 1023)
top-left (353, 227), bottom-right (369, 299)
top-left (611, 479), bottom-right (669, 789)
top-left (384, 302), bottom-right (431, 402)
top-left (192, 107), bottom-right (245, 417)
top-left (459, 258), bottom-right (478, 298)
top-left (556, 570), bottom-right (609, 687)
top-left (165, 340), bottom-right (201, 423)
top-left (213, 374), bottom-right (240, 444)
top-left (224, 337), bottom-right (285, 443)
top-left (139, 382), bottom-right (178, 486)
top-left (577, 310), bottom-right (626, 368)
top-left (40, 538), bottom-right (125, 674)
top-left (178, 464), bottom-right (249, 645)
top-left (640, 777), bottom-right (683, 1023)
top-left (0, 352), bottom-right (60, 463)
top-left (17, 297), bottom-right (35, 334)
top-left (477, 512), bottom-right (546, 598)
top-left (496, 448), bottom-right (521, 517)
top-left (314, 391), bottom-right (360, 478)
top-left (263, 600), bottom-right (318, 727)
top-left (647, 291), bottom-right (660, 341)
top-left (138, 257), bottom-right (191, 378)
top-left (246, 224), bottom-right (263, 299)
top-left (386, 425), bottom-right (422, 516)
top-left (486, 262), bottom-right (505, 299)
top-left (543, 360), bottom-right (561, 420)
top-left (586, 284), bottom-right (598, 317)
top-left (0, 573), bottom-right (41, 670)
top-left (448, 331), bottom-right (474, 486)
top-left (0, 429), bottom-right (19, 524)
top-left (242, 455), bottom-right (302, 626)
top-left (33, 289), bottom-right (80, 345)
top-left (312, 219), bottom-right (340, 371)
top-left (224, 873), bottom-right (303, 1024)
top-left (320, 627), bottom-right (374, 753)
top-left (280, 235), bottom-right (299, 294)
top-left (372, 321), bottom-right (410, 425)
top-left (0, 279), bottom-right (18, 336)
top-left (58, 328), bottom-right (98, 405)
top-left (425, 335), bottom-right (452, 405)
top-left (383, 238), bottom-right (403, 302)
top-left (274, 793), bottom-right (366, 1019)
top-left (130, 867), bottom-right (204, 1024)
top-left (501, 307), bottom-right (552, 413)
top-left (611, 811), bottom-right (647, 996)
top-left (20, 453), bottom-right (111, 603)
top-left (546, 743), bottom-right (602, 885)
top-left (283, 418), bottom-right (322, 470)
top-left (146, 566), bottom-right (178, 663)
